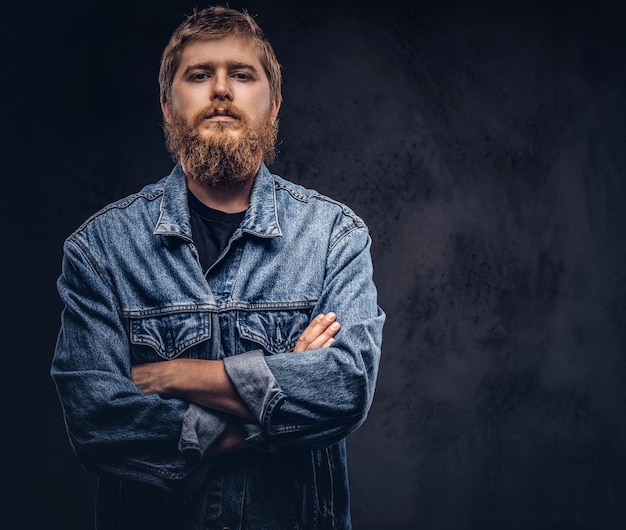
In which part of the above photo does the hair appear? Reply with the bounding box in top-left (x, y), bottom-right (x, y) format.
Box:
top-left (159, 6), bottom-right (282, 106)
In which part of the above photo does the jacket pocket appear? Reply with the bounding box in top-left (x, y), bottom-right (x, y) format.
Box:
top-left (129, 311), bottom-right (211, 362)
top-left (236, 309), bottom-right (312, 355)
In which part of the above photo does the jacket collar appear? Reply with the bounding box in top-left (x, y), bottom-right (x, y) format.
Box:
top-left (154, 163), bottom-right (282, 239)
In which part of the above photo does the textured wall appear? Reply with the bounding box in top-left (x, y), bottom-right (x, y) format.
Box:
top-left (5, 1), bottom-right (625, 528)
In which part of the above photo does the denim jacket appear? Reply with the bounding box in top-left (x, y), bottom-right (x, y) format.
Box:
top-left (51, 163), bottom-right (385, 529)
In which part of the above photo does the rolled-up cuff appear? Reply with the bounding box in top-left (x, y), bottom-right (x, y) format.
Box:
top-left (223, 350), bottom-right (286, 433)
top-left (178, 404), bottom-right (227, 471)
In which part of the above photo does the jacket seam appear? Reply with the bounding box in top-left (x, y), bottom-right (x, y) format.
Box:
top-left (267, 411), bottom-right (366, 436)
top-left (121, 300), bottom-right (318, 318)
top-left (327, 224), bottom-right (367, 254)
top-left (65, 238), bottom-right (115, 293)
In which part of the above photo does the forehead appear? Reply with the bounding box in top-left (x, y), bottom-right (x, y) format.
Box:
top-left (176, 36), bottom-right (266, 74)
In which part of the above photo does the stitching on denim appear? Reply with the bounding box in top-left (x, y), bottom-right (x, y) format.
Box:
top-left (122, 300), bottom-right (318, 318)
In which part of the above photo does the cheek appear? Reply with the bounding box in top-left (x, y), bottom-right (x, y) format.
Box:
top-left (247, 95), bottom-right (275, 122)
top-left (170, 87), bottom-right (204, 116)
top-left (171, 98), bottom-right (194, 118)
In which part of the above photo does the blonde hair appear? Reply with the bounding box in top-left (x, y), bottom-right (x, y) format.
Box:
top-left (159, 6), bottom-right (282, 106)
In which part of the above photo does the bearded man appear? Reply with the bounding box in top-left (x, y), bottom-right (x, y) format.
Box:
top-left (51, 6), bottom-right (384, 530)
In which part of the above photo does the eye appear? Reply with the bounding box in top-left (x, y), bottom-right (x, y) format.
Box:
top-left (190, 71), bottom-right (211, 82)
top-left (232, 72), bottom-right (252, 81)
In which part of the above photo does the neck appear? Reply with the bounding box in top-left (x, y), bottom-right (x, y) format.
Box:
top-left (186, 175), bottom-right (253, 213)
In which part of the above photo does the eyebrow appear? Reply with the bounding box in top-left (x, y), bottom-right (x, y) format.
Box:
top-left (182, 61), bottom-right (260, 75)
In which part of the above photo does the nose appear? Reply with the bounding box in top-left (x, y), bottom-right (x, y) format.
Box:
top-left (212, 71), bottom-right (233, 101)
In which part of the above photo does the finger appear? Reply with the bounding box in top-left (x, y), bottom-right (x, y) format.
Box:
top-left (321, 337), bottom-right (335, 348)
top-left (293, 313), bottom-right (337, 352)
top-left (293, 313), bottom-right (327, 352)
top-left (305, 322), bottom-right (340, 350)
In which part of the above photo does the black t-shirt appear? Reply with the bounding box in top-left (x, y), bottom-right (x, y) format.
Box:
top-left (187, 190), bottom-right (246, 273)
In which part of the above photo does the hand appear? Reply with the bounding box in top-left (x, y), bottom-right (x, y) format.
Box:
top-left (293, 312), bottom-right (341, 352)
top-left (207, 422), bottom-right (249, 455)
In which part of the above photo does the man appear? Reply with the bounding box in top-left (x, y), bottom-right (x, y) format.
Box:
top-left (51, 6), bottom-right (384, 529)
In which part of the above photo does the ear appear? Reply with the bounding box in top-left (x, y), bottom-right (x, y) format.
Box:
top-left (161, 98), bottom-right (172, 122)
top-left (270, 96), bottom-right (282, 122)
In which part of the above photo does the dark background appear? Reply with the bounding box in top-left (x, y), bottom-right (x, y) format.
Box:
top-left (3, 0), bottom-right (625, 528)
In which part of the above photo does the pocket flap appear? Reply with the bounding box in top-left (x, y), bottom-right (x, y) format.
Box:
top-left (130, 312), bottom-right (211, 360)
top-left (237, 310), bottom-right (311, 354)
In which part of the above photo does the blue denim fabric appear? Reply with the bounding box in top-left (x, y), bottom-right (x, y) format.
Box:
top-left (51, 163), bottom-right (385, 529)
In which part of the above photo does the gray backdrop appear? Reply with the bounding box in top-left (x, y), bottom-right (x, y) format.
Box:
top-left (4, 0), bottom-right (625, 528)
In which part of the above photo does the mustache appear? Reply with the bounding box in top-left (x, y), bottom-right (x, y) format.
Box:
top-left (192, 102), bottom-right (245, 127)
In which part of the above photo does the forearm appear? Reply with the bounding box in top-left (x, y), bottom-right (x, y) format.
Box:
top-left (132, 359), bottom-right (254, 421)
top-left (132, 360), bottom-right (253, 456)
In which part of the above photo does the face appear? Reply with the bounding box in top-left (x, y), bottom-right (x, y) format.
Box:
top-left (162, 36), bottom-right (281, 187)
top-left (162, 36), bottom-right (280, 142)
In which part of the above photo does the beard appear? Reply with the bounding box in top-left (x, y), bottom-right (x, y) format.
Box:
top-left (163, 102), bottom-right (278, 188)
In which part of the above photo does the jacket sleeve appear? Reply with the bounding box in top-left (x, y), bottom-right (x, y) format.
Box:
top-left (224, 226), bottom-right (385, 450)
top-left (50, 239), bottom-right (226, 491)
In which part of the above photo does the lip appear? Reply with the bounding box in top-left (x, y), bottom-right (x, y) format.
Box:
top-left (207, 115), bottom-right (237, 122)
top-left (206, 110), bottom-right (238, 123)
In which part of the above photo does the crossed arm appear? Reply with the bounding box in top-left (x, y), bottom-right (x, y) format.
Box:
top-left (131, 312), bottom-right (341, 454)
